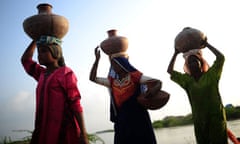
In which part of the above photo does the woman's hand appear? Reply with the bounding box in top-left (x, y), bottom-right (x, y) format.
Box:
top-left (21, 40), bottom-right (37, 64)
top-left (143, 79), bottom-right (162, 98)
top-left (200, 36), bottom-right (208, 48)
top-left (95, 46), bottom-right (100, 60)
top-left (174, 47), bottom-right (180, 55)
top-left (79, 134), bottom-right (89, 144)
top-left (167, 48), bottom-right (179, 74)
top-left (90, 46), bottom-right (100, 82)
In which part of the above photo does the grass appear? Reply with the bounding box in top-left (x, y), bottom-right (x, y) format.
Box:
top-left (0, 130), bottom-right (105, 144)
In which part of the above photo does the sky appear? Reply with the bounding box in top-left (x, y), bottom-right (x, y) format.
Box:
top-left (0, 0), bottom-right (240, 141)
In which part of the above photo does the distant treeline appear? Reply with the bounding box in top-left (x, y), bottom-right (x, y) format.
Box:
top-left (152, 104), bottom-right (240, 129)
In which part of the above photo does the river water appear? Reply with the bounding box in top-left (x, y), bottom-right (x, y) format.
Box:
top-left (96, 119), bottom-right (240, 144)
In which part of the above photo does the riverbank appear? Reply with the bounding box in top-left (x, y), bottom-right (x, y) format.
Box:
top-left (96, 119), bottom-right (240, 144)
top-left (153, 105), bottom-right (240, 129)
top-left (2, 105), bottom-right (239, 144)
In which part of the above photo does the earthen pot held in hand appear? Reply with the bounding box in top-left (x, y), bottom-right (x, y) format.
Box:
top-left (23, 3), bottom-right (69, 40)
top-left (100, 29), bottom-right (128, 55)
top-left (175, 27), bottom-right (207, 53)
top-left (137, 80), bottom-right (170, 110)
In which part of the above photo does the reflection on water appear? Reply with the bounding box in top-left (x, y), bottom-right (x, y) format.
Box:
top-left (96, 119), bottom-right (240, 144)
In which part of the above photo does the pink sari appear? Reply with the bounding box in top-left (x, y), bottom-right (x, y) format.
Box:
top-left (22, 59), bottom-right (83, 144)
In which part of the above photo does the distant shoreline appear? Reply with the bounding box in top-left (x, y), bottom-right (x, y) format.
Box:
top-left (152, 104), bottom-right (240, 129)
top-left (96, 104), bottom-right (240, 134)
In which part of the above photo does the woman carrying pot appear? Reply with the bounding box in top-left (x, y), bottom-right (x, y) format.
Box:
top-left (89, 46), bottom-right (161, 144)
top-left (21, 36), bottom-right (89, 144)
top-left (167, 27), bottom-right (228, 144)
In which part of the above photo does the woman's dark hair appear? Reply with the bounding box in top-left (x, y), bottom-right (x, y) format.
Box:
top-left (48, 44), bottom-right (65, 67)
top-left (187, 55), bottom-right (203, 72)
top-left (58, 56), bottom-right (65, 67)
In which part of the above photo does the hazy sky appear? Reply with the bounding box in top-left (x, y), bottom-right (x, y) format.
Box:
top-left (0, 0), bottom-right (239, 140)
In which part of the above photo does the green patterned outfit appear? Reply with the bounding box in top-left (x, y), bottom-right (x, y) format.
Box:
top-left (170, 54), bottom-right (228, 144)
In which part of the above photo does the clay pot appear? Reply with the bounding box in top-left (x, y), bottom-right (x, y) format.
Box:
top-left (100, 29), bottom-right (128, 55)
top-left (137, 80), bottom-right (170, 110)
top-left (23, 3), bottom-right (69, 40)
top-left (175, 27), bottom-right (207, 53)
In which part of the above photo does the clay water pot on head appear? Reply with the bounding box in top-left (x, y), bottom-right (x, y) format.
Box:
top-left (100, 29), bottom-right (128, 56)
top-left (23, 3), bottom-right (69, 40)
top-left (175, 27), bottom-right (207, 53)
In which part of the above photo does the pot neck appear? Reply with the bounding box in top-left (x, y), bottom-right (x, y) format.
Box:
top-left (37, 3), bottom-right (52, 14)
top-left (107, 29), bottom-right (117, 37)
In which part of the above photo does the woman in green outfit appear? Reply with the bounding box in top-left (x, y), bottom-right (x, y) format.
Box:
top-left (167, 39), bottom-right (228, 144)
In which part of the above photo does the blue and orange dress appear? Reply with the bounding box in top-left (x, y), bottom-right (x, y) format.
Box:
top-left (96, 57), bottom-right (156, 144)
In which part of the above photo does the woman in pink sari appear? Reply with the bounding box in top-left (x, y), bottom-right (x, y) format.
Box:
top-left (21, 35), bottom-right (89, 144)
